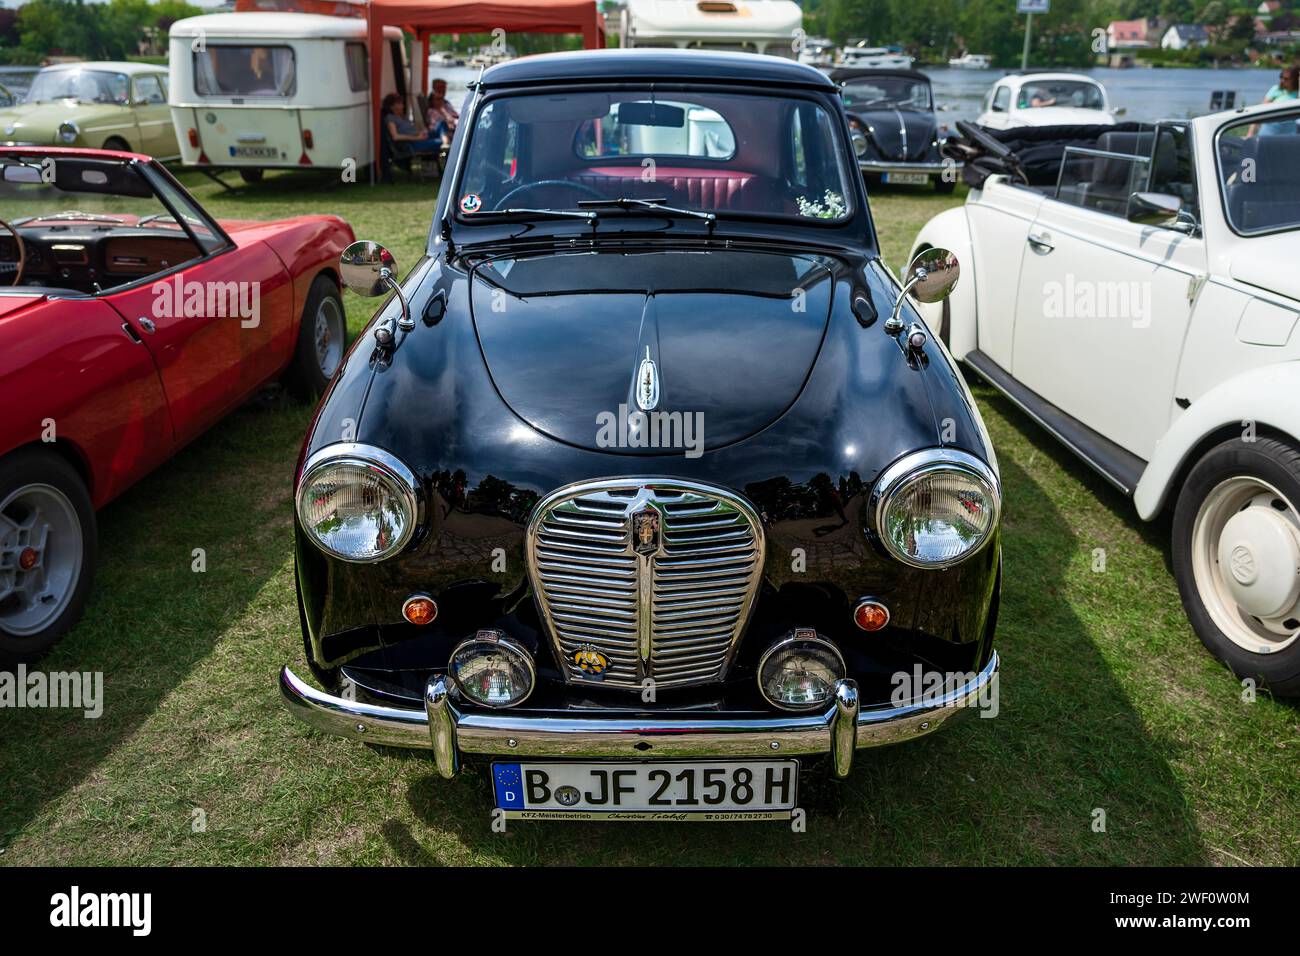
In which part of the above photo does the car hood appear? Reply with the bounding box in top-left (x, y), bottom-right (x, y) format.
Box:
top-left (0, 100), bottom-right (120, 139)
top-left (469, 247), bottom-right (834, 454)
top-left (1010, 106), bottom-right (1115, 127)
top-left (848, 108), bottom-right (937, 161)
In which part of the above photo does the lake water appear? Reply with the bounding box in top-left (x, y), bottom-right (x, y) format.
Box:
top-left (2, 62), bottom-right (1276, 129)
top-left (437, 64), bottom-right (1279, 126)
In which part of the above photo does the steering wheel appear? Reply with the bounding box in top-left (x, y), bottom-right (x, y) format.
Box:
top-left (494, 179), bottom-right (606, 210)
top-left (0, 219), bottom-right (25, 287)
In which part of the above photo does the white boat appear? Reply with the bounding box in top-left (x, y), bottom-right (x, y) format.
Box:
top-left (429, 51), bottom-right (465, 68)
top-left (948, 53), bottom-right (992, 69)
top-left (620, 0), bottom-right (803, 58)
top-left (839, 45), bottom-right (913, 69)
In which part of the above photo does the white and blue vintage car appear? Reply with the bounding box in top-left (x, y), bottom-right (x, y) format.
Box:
top-left (912, 101), bottom-right (1300, 695)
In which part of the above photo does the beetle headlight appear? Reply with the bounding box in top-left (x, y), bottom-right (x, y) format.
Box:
top-left (450, 631), bottom-right (535, 708)
top-left (758, 631), bottom-right (845, 711)
top-left (873, 449), bottom-right (1000, 568)
top-left (57, 121), bottom-right (79, 144)
top-left (295, 443), bottom-right (419, 562)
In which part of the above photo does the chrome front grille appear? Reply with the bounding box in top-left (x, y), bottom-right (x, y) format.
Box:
top-left (526, 479), bottom-right (765, 689)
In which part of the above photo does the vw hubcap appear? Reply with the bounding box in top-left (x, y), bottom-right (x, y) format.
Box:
top-left (1192, 476), bottom-right (1300, 654)
top-left (0, 483), bottom-right (83, 637)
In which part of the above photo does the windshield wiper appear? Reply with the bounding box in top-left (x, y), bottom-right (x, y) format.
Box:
top-left (467, 207), bottom-right (598, 222)
top-left (577, 197), bottom-right (717, 229)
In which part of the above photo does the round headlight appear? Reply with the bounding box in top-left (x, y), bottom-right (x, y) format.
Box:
top-left (295, 444), bottom-right (419, 562)
top-left (57, 122), bottom-right (79, 144)
top-left (874, 449), bottom-right (1000, 568)
top-left (757, 631), bottom-right (845, 712)
top-left (450, 631), bottom-right (535, 708)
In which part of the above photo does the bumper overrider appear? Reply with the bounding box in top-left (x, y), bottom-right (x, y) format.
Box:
top-left (279, 652), bottom-right (999, 780)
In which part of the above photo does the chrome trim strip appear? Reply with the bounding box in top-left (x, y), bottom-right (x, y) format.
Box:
top-left (278, 652), bottom-right (998, 770)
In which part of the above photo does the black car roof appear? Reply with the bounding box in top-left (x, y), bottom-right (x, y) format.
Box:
top-left (481, 49), bottom-right (837, 91)
top-left (829, 67), bottom-right (930, 85)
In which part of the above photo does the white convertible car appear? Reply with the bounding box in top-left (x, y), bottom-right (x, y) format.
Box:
top-left (911, 102), bottom-right (1300, 694)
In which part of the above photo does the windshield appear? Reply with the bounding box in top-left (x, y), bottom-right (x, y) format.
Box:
top-left (24, 69), bottom-right (129, 106)
top-left (842, 77), bottom-right (932, 112)
top-left (1017, 80), bottom-right (1104, 110)
top-left (455, 89), bottom-right (854, 223)
top-left (1217, 109), bottom-right (1300, 234)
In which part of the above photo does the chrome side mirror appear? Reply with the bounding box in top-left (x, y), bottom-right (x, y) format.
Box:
top-left (1126, 192), bottom-right (1194, 232)
top-left (886, 247), bottom-right (960, 334)
top-left (340, 239), bottom-right (412, 333)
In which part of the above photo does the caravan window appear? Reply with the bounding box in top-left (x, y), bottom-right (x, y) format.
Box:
top-left (345, 43), bottom-right (369, 92)
top-left (194, 45), bottom-right (296, 97)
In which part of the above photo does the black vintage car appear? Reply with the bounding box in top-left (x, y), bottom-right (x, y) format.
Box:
top-left (832, 67), bottom-right (958, 193)
top-left (282, 50), bottom-right (1000, 821)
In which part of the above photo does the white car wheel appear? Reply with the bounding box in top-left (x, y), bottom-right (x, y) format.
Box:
top-left (1190, 476), bottom-right (1300, 655)
top-left (1172, 437), bottom-right (1300, 695)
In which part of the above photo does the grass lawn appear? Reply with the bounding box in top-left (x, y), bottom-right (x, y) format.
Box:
top-left (1, 171), bottom-right (1296, 866)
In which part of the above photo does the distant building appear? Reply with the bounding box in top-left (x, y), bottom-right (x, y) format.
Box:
top-left (1107, 17), bottom-right (1164, 49)
top-left (1257, 1), bottom-right (1282, 20)
top-left (1161, 24), bottom-right (1210, 50)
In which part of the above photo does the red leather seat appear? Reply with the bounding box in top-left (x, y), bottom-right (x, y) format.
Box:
top-left (572, 166), bottom-right (759, 211)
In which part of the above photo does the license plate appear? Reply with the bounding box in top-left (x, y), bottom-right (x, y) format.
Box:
top-left (492, 760), bottom-right (799, 821)
top-left (229, 145), bottom-right (279, 159)
top-left (883, 171), bottom-right (930, 185)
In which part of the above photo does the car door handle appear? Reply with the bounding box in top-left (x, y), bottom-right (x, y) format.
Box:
top-left (1027, 232), bottom-right (1055, 253)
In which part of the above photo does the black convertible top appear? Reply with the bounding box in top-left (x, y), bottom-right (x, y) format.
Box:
top-left (943, 120), bottom-right (1156, 188)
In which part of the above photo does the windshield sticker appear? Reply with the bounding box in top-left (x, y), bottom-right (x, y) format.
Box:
top-left (460, 193), bottom-right (482, 214)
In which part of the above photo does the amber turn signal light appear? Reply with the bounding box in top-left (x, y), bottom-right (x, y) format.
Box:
top-left (853, 599), bottom-right (890, 632)
top-left (402, 594), bottom-right (437, 626)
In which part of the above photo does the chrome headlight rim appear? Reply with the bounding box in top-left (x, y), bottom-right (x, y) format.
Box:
top-left (57, 121), bottom-right (80, 144)
top-left (872, 447), bottom-right (1001, 570)
top-left (295, 442), bottom-right (420, 564)
top-left (756, 631), bottom-right (846, 713)
top-left (448, 631), bottom-right (537, 709)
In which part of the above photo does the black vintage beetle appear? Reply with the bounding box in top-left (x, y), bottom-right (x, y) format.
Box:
top-left (282, 50), bottom-right (1000, 821)
top-left (833, 67), bottom-right (959, 194)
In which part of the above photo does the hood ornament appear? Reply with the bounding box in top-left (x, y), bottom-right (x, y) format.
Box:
top-left (636, 346), bottom-right (659, 411)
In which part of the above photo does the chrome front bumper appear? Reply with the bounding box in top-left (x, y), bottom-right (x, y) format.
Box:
top-left (857, 160), bottom-right (957, 174)
top-left (280, 652), bottom-right (998, 780)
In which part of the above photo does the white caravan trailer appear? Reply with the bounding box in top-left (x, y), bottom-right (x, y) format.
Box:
top-left (168, 12), bottom-right (408, 181)
top-left (620, 0), bottom-right (802, 58)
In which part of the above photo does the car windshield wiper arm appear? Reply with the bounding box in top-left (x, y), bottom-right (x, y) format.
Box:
top-left (577, 197), bottom-right (717, 226)
top-left (467, 207), bottom-right (598, 222)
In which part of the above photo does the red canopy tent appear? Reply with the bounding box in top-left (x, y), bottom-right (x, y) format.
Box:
top-left (366, 0), bottom-right (605, 181)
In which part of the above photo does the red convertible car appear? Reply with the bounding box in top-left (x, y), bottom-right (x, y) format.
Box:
top-left (0, 146), bottom-right (353, 665)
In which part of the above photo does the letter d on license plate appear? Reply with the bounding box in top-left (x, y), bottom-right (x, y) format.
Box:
top-left (492, 761), bottom-right (799, 820)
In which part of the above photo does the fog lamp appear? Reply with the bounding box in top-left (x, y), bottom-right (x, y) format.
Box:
top-left (757, 630), bottom-right (846, 712)
top-left (449, 630), bottom-right (535, 708)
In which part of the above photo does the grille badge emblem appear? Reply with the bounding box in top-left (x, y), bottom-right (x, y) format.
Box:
top-left (573, 645), bottom-right (610, 676)
top-left (636, 346), bottom-right (659, 411)
top-left (632, 507), bottom-right (660, 555)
